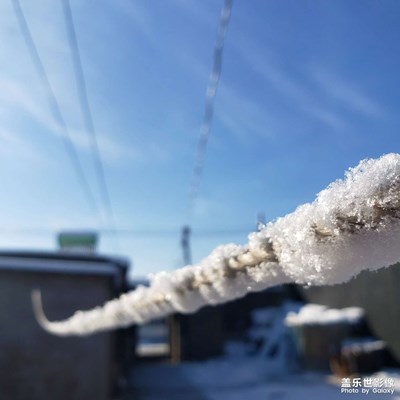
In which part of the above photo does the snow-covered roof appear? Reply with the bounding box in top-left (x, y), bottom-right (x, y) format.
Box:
top-left (341, 337), bottom-right (386, 353)
top-left (0, 251), bottom-right (129, 276)
top-left (285, 304), bottom-right (365, 326)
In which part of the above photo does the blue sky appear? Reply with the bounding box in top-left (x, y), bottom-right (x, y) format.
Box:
top-left (1, 0), bottom-right (400, 278)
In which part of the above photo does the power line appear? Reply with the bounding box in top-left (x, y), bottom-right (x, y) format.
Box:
top-left (189, 0), bottom-right (233, 212)
top-left (11, 0), bottom-right (99, 214)
top-left (61, 0), bottom-right (115, 229)
top-left (33, 154), bottom-right (400, 334)
top-left (0, 227), bottom-right (252, 237)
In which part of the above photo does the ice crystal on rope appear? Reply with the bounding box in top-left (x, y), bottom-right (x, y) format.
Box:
top-left (33, 154), bottom-right (400, 335)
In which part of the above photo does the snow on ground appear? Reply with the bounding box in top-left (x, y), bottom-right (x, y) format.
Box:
top-left (124, 301), bottom-right (400, 400)
top-left (127, 358), bottom-right (400, 400)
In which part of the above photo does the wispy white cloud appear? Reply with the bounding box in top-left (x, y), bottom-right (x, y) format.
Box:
top-left (217, 82), bottom-right (281, 143)
top-left (305, 106), bottom-right (346, 130)
top-left (311, 67), bottom-right (383, 118)
top-left (0, 2), bottom-right (172, 169)
top-left (233, 41), bottom-right (348, 130)
top-left (0, 128), bottom-right (43, 162)
top-left (0, 79), bottom-right (51, 128)
top-left (192, 195), bottom-right (225, 219)
top-left (0, 77), bottom-right (169, 167)
top-left (69, 127), bottom-right (171, 166)
top-left (232, 35), bottom-right (384, 131)
top-left (168, 0), bottom-right (216, 28)
top-left (112, 1), bottom-right (156, 43)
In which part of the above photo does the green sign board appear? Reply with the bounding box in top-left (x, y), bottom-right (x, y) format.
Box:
top-left (58, 232), bottom-right (98, 253)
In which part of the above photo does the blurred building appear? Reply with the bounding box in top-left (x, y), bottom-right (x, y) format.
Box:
top-left (0, 251), bottom-right (134, 400)
top-left (299, 263), bottom-right (400, 363)
top-left (167, 285), bottom-right (298, 362)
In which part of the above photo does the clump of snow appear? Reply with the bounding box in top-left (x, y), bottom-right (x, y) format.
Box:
top-left (341, 337), bottom-right (387, 353)
top-left (266, 153), bottom-right (400, 286)
top-left (33, 154), bottom-right (400, 335)
top-left (285, 304), bottom-right (365, 327)
top-left (247, 301), bottom-right (302, 373)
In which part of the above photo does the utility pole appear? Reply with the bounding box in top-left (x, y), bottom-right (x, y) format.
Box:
top-left (169, 225), bottom-right (192, 365)
top-left (181, 225), bottom-right (192, 265)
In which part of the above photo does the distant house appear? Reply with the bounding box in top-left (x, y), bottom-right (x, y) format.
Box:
top-left (299, 262), bottom-right (400, 362)
top-left (131, 274), bottom-right (302, 363)
top-left (0, 251), bottom-right (134, 400)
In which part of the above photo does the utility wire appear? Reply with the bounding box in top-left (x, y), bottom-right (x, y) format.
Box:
top-left (11, 0), bottom-right (99, 214)
top-left (32, 154), bottom-right (400, 335)
top-left (61, 0), bottom-right (115, 229)
top-left (189, 0), bottom-right (233, 213)
top-left (0, 227), bottom-right (252, 237)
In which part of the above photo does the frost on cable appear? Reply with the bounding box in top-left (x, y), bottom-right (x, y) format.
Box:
top-left (269, 153), bottom-right (400, 286)
top-left (33, 153), bottom-right (400, 336)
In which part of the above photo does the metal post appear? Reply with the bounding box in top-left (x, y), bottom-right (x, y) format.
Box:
top-left (181, 225), bottom-right (192, 265)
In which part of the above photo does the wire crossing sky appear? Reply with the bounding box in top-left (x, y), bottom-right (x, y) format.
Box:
top-left (10, 0), bottom-right (100, 216)
top-left (61, 0), bottom-right (116, 229)
top-left (189, 0), bottom-right (233, 217)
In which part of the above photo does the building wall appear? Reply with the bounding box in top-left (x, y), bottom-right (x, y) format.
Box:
top-left (173, 286), bottom-right (297, 361)
top-left (299, 263), bottom-right (400, 361)
top-left (178, 306), bottom-right (225, 361)
top-left (221, 285), bottom-right (299, 338)
top-left (0, 269), bottom-right (115, 400)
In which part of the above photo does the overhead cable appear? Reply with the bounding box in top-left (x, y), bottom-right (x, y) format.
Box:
top-left (189, 0), bottom-right (233, 212)
top-left (61, 0), bottom-right (116, 228)
top-left (32, 154), bottom-right (400, 335)
top-left (0, 227), bottom-right (251, 237)
top-left (11, 0), bottom-right (99, 213)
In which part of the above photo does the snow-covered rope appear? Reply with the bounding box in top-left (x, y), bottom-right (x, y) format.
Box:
top-left (33, 153), bottom-right (400, 336)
